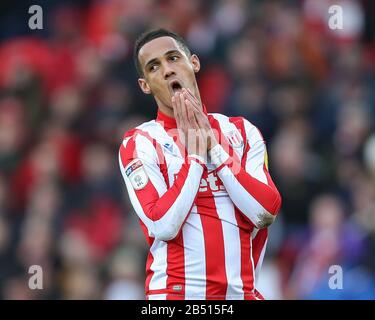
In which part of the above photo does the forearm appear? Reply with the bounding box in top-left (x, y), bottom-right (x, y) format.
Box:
top-left (122, 155), bottom-right (204, 240)
top-left (209, 144), bottom-right (282, 228)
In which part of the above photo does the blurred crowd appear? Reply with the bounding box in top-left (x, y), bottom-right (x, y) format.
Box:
top-left (0, 0), bottom-right (374, 299)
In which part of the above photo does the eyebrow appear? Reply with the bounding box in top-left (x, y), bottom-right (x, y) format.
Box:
top-left (144, 50), bottom-right (181, 70)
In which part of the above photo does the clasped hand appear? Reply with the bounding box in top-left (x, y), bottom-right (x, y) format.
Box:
top-left (172, 88), bottom-right (218, 160)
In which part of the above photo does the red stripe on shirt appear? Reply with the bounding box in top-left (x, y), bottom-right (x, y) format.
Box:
top-left (166, 234), bottom-right (186, 300)
top-left (140, 219), bottom-right (155, 296)
top-left (209, 115), bottom-right (241, 162)
top-left (228, 117), bottom-right (250, 168)
top-left (196, 170), bottom-right (228, 300)
top-left (209, 115), bottom-right (242, 175)
top-left (225, 159), bottom-right (281, 214)
top-left (252, 228), bottom-right (268, 268)
top-left (120, 134), bottom-right (195, 221)
top-left (208, 117), bottom-right (281, 215)
top-left (234, 208), bottom-right (255, 296)
top-left (119, 141), bottom-right (162, 220)
top-left (129, 129), bottom-right (170, 187)
top-left (121, 137), bottom-right (156, 296)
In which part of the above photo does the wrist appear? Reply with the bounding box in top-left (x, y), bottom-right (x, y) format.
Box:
top-left (187, 154), bottom-right (206, 166)
top-left (207, 134), bottom-right (219, 151)
top-left (208, 144), bottom-right (229, 168)
top-left (208, 140), bottom-right (219, 151)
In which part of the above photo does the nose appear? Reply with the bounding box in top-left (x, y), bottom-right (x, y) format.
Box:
top-left (163, 64), bottom-right (176, 80)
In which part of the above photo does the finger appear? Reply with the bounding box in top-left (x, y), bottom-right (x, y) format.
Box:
top-left (193, 107), bottom-right (208, 131)
top-left (177, 93), bottom-right (190, 146)
top-left (186, 88), bottom-right (198, 103)
top-left (179, 93), bottom-right (189, 125)
top-left (186, 100), bottom-right (208, 154)
top-left (174, 91), bottom-right (181, 113)
top-left (186, 88), bottom-right (203, 112)
top-left (177, 92), bottom-right (185, 120)
top-left (183, 90), bottom-right (209, 129)
top-left (172, 95), bottom-right (178, 118)
top-left (185, 99), bottom-right (199, 154)
top-left (174, 93), bottom-right (188, 147)
top-left (183, 89), bottom-right (200, 111)
top-left (185, 99), bottom-right (199, 128)
top-left (193, 106), bottom-right (214, 148)
top-left (172, 94), bottom-right (182, 126)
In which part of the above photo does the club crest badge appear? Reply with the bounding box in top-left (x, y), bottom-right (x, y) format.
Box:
top-left (125, 159), bottom-right (149, 190)
top-left (225, 130), bottom-right (244, 148)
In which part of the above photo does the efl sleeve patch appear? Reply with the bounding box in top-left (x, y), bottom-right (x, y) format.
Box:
top-left (125, 159), bottom-right (149, 190)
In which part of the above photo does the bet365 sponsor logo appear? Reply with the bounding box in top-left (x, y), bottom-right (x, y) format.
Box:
top-left (174, 172), bottom-right (225, 193)
top-left (199, 172), bottom-right (225, 193)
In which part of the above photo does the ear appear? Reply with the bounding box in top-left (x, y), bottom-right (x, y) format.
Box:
top-left (138, 78), bottom-right (152, 95)
top-left (190, 54), bottom-right (200, 73)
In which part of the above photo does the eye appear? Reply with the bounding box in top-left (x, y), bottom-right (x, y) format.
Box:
top-left (170, 55), bottom-right (179, 61)
top-left (149, 64), bottom-right (158, 72)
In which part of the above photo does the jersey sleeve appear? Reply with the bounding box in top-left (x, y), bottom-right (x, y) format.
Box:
top-left (209, 118), bottom-right (282, 229)
top-left (119, 132), bottom-right (204, 241)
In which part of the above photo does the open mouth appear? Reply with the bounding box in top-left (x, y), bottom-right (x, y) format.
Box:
top-left (169, 79), bottom-right (183, 94)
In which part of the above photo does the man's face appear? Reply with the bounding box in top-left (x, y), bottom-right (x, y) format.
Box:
top-left (137, 36), bottom-right (200, 112)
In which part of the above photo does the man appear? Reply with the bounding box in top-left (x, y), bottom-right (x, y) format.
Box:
top-left (119, 29), bottom-right (281, 300)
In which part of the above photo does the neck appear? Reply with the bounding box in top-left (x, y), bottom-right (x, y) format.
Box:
top-left (158, 104), bottom-right (174, 118)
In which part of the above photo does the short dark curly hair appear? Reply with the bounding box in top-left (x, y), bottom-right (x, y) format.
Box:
top-left (133, 28), bottom-right (191, 77)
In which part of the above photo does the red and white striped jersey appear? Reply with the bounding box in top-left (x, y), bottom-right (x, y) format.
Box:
top-left (118, 108), bottom-right (281, 300)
